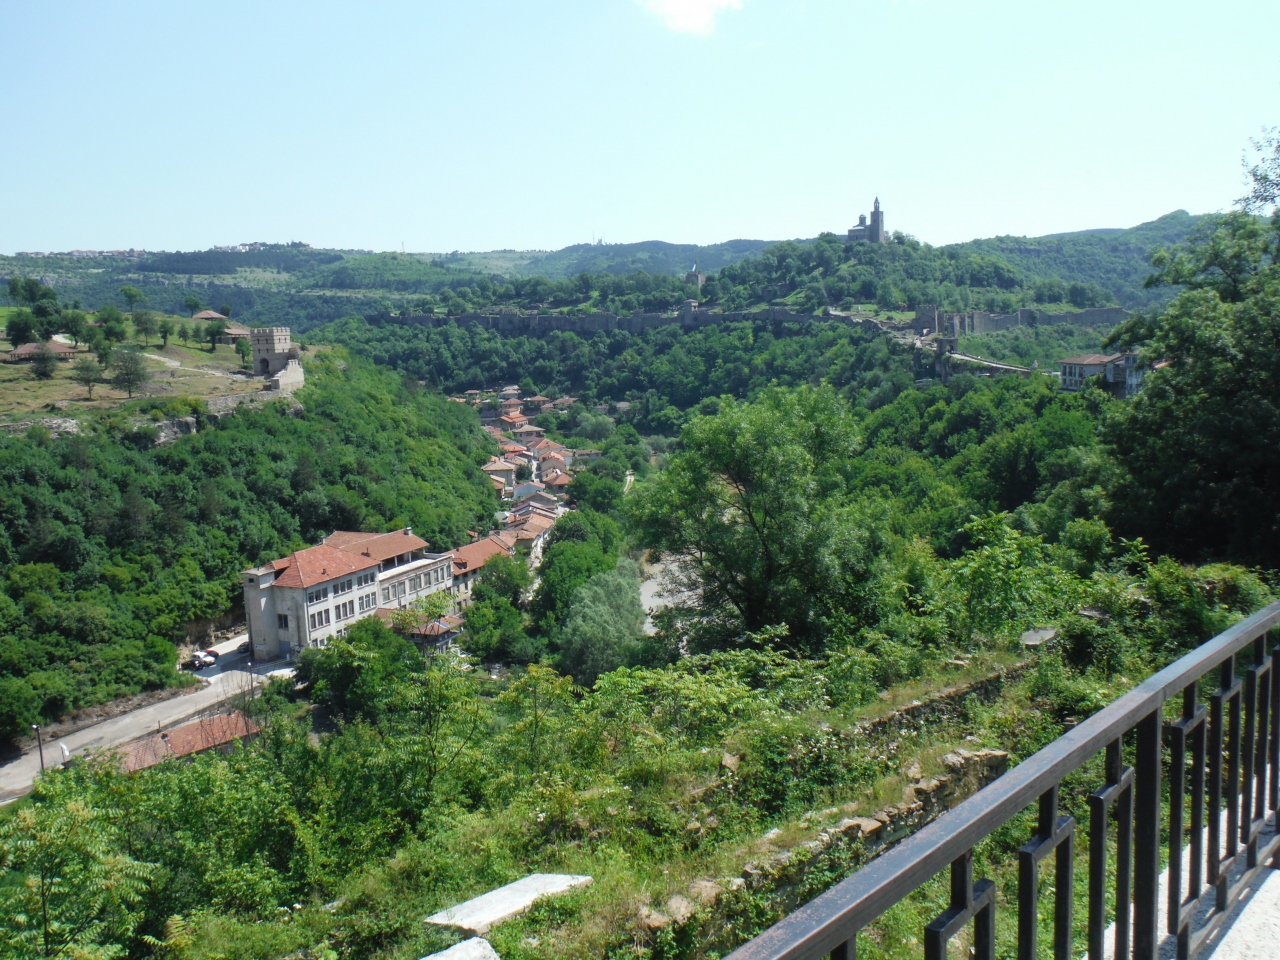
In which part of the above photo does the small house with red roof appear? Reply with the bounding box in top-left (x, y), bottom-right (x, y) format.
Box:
top-left (449, 534), bottom-right (518, 601)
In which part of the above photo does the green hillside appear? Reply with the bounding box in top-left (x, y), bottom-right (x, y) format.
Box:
top-left (955, 210), bottom-right (1209, 309)
top-left (0, 212), bottom-right (1206, 334)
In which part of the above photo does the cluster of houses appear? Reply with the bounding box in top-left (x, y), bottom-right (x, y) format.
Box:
top-left (458, 385), bottom-right (602, 504)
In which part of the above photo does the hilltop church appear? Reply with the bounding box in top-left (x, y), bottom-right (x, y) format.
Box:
top-left (848, 198), bottom-right (887, 243)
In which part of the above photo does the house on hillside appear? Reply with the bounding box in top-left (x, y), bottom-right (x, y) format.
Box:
top-left (543, 470), bottom-right (572, 496)
top-left (541, 455), bottom-right (569, 477)
top-left (450, 534), bottom-right (518, 601)
top-left (242, 528), bottom-right (453, 660)
top-left (482, 459), bottom-right (517, 490)
top-left (512, 424), bottom-right (546, 441)
top-left (512, 480), bottom-right (545, 503)
top-left (522, 395), bottom-right (551, 414)
top-left (374, 608), bottom-right (465, 652)
top-left (1058, 351), bottom-right (1145, 397)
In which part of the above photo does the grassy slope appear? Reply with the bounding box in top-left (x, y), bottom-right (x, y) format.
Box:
top-left (0, 312), bottom-right (273, 424)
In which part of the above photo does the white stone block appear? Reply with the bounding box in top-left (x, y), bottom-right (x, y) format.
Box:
top-left (419, 938), bottom-right (500, 960)
top-left (424, 874), bottom-right (592, 936)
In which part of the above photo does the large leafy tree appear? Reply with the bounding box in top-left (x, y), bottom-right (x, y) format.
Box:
top-left (1105, 210), bottom-right (1280, 564)
top-left (632, 385), bottom-right (879, 652)
top-left (0, 797), bottom-right (154, 960)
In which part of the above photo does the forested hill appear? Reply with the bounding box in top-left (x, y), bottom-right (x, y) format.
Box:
top-left (954, 210), bottom-right (1209, 310)
top-left (441, 238), bottom-right (773, 279)
top-left (1, 211), bottom-right (1207, 330)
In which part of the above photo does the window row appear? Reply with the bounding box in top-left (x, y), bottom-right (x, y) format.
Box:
top-left (309, 608), bottom-right (331, 630)
top-left (307, 586), bottom-right (329, 605)
top-left (357, 570), bottom-right (376, 587)
top-left (335, 600), bottom-right (355, 621)
top-left (333, 577), bottom-right (354, 596)
top-left (358, 592), bottom-right (378, 612)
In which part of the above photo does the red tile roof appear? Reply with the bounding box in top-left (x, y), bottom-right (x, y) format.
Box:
top-left (117, 711), bottom-right (259, 773)
top-left (191, 310), bottom-right (227, 320)
top-left (270, 544), bottom-right (372, 589)
top-left (451, 535), bottom-right (515, 576)
top-left (322, 529), bottom-right (429, 562)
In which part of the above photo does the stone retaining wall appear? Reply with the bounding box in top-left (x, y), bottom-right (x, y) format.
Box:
top-left (641, 748), bottom-right (1010, 949)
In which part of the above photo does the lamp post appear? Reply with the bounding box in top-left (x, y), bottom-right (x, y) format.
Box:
top-left (31, 723), bottom-right (45, 774)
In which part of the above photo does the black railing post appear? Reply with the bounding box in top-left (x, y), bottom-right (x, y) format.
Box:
top-left (1133, 708), bottom-right (1163, 960)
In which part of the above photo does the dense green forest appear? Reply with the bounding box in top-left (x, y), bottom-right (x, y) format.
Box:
top-left (0, 353), bottom-right (497, 737)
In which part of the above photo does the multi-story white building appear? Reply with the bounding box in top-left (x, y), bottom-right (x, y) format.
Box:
top-left (242, 528), bottom-right (453, 660)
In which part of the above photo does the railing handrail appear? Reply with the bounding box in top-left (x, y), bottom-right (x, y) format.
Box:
top-left (725, 599), bottom-right (1280, 960)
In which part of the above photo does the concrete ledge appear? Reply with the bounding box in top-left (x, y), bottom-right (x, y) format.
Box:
top-left (420, 937), bottom-right (500, 960)
top-left (425, 873), bottom-right (592, 936)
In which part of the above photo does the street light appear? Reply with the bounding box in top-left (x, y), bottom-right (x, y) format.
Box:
top-left (31, 723), bottom-right (45, 773)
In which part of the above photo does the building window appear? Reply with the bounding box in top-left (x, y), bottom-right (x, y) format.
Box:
top-left (381, 587), bottom-right (390, 602)
top-left (307, 587), bottom-right (329, 605)
top-left (357, 571), bottom-right (376, 587)
top-left (309, 609), bottom-right (332, 631)
top-left (277, 614), bottom-right (289, 629)
top-left (334, 578), bottom-right (353, 595)
top-left (409, 575), bottom-right (422, 592)
top-left (359, 592), bottom-right (376, 612)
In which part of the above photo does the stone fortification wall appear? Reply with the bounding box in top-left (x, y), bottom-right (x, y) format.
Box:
top-left (939, 305), bottom-right (1128, 337)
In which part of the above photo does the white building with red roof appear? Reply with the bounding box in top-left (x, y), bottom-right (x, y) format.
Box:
top-left (242, 527), bottom-right (453, 660)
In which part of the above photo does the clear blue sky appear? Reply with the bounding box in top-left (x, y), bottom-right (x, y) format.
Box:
top-left (2, 0), bottom-right (1275, 255)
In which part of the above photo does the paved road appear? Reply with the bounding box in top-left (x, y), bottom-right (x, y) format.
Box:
top-left (0, 652), bottom-right (289, 803)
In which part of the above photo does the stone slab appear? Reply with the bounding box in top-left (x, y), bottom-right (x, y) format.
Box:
top-left (420, 938), bottom-right (500, 960)
top-left (425, 874), bottom-right (592, 936)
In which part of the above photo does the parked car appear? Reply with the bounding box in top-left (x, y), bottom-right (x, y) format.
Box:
top-left (202, 649), bottom-right (220, 660)
top-left (237, 641), bottom-right (251, 655)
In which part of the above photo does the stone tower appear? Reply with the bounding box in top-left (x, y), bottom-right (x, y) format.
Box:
top-left (250, 327), bottom-right (293, 377)
top-left (869, 197), bottom-right (886, 243)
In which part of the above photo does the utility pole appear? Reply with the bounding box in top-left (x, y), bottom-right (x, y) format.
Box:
top-left (31, 723), bottom-right (45, 773)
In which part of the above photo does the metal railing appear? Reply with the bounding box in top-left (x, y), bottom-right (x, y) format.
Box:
top-left (726, 600), bottom-right (1280, 960)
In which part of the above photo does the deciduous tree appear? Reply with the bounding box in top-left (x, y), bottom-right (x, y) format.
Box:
top-left (111, 348), bottom-right (151, 398)
top-left (71, 357), bottom-right (103, 398)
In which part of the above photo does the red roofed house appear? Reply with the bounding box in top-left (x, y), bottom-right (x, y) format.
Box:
top-left (543, 469), bottom-right (572, 494)
top-left (116, 711), bottom-right (259, 774)
top-left (1058, 354), bottom-right (1119, 393)
top-left (450, 534), bottom-right (518, 601)
top-left (482, 459), bottom-right (517, 490)
top-left (242, 527), bottom-right (454, 660)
